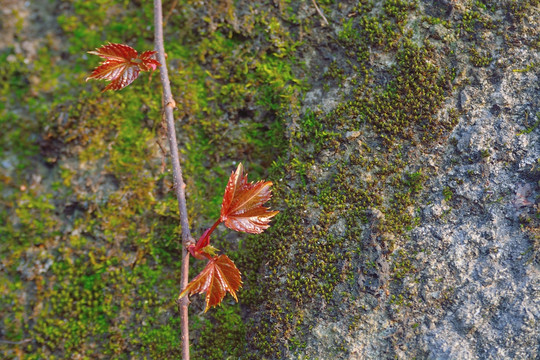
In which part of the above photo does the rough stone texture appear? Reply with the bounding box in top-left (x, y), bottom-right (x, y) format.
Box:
top-left (412, 69), bottom-right (540, 359)
top-left (251, 1), bottom-right (540, 359)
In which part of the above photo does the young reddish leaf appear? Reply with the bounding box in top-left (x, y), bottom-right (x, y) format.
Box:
top-left (220, 163), bottom-right (279, 234)
top-left (179, 254), bottom-right (242, 312)
top-left (86, 43), bottom-right (161, 92)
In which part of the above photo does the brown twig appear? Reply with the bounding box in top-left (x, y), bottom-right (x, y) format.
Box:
top-left (311, 0), bottom-right (329, 27)
top-left (163, 0), bottom-right (179, 26)
top-left (0, 338), bottom-right (32, 345)
top-left (153, 1), bottom-right (191, 359)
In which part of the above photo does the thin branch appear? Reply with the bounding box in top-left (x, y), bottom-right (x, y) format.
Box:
top-left (0, 339), bottom-right (32, 345)
top-left (154, 1), bottom-right (191, 359)
top-left (311, 0), bottom-right (329, 27)
top-left (163, 0), bottom-right (179, 26)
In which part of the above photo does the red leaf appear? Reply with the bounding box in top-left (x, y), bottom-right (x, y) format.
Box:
top-left (179, 255), bottom-right (242, 312)
top-left (220, 163), bottom-right (279, 234)
top-left (86, 43), bottom-right (161, 92)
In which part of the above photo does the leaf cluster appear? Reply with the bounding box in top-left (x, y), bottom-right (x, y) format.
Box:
top-left (180, 163), bottom-right (278, 312)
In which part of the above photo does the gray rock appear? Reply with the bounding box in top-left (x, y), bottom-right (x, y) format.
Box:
top-left (260, 1), bottom-right (540, 359)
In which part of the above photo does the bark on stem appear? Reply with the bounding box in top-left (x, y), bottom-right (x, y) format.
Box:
top-left (153, 1), bottom-right (191, 359)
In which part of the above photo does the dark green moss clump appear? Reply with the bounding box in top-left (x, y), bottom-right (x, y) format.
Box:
top-left (235, 0), bottom-right (463, 356)
top-left (469, 47), bottom-right (493, 67)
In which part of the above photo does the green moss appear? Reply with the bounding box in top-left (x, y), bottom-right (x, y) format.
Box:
top-left (391, 249), bottom-right (415, 280)
top-left (293, 109), bottom-right (340, 154)
top-left (421, 15), bottom-right (451, 28)
top-left (0, 51), bottom-right (31, 104)
top-left (383, 0), bottom-right (417, 23)
top-left (505, 0), bottom-right (540, 22)
top-left (338, 0), bottom-right (415, 51)
top-left (469, 47), bottom-right (493, 67)
top-left (0, 275), bottom-right (26, 344)
top-left (0, 190), bottom-right (59, 251)
top-left (326, 38), bottom-right (453, 144)
top-left (460, 10), bottom-right (480, 33)
top-left (192, 305), bottom-right (246, 359)
top-left (443, 186), bottom-right (453, 201)
top-left (236, 0), bottom-right (463, 355)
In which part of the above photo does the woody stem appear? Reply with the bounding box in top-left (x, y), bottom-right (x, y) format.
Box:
top-left (154, 0), bottom-right (191, 359)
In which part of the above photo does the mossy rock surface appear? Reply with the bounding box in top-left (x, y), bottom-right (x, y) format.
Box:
top-left (1, 0), bottom-right (539, 359)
